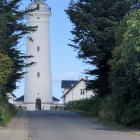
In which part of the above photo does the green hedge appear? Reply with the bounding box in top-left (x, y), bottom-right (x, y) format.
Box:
top-left (65, 95), bottom-right (140, 128)
top-left (66, 97), bottom-right (104, 117)
top-left (0, 103), bottom-right (17, 126)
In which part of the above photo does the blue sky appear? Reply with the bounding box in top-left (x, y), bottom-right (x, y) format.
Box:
top-left (14, 0), bottom-right (91, 102)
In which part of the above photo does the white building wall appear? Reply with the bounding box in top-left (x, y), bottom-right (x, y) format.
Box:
top-left (63, 88), bottom-right (70, 94)
top-left (24, 2), bottom-right (52, 110)
top-left (14, 99), bottom-right (59, 110)
top-left (7, 93), bottom-right (14, 104)
top-left (15, 101), bottom-right (24, 106)
top-left (53, 101), bottom-right (59, 104)
top-left (65, 81), bottom-right (94, 103)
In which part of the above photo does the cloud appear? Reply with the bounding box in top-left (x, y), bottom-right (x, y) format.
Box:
top-left (53, 72), bottom-right (79, 83)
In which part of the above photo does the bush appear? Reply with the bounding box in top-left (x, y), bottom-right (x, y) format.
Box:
top-left (90, 97), bottom-right (102, 117)
top-left (118, 103), bottom-right (140, 128)
top-left (99, 95), bottom-right (115, 121)
top-left (72, 97), bottom-right (103, 117)
top-left (73, 99), bottom-right (92, 111)
top-left (0, 103), bottom-right (17, 126)
top-left (68, 96), bottom-right (116, 121)
top-left (65, 95), bottom-right (140, 128)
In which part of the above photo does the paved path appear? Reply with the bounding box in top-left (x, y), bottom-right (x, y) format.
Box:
top-left (28, 111), bottom-right (140, 140)
top-left (0, 111), bottom-right (28, 140)
top-left (0, 110), bottom-right (140, 140)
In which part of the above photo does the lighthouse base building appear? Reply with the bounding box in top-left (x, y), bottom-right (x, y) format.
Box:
top-left (23, 0), bottom-right (54, 110)
top-left (14, 95), bottom-right (63, 111)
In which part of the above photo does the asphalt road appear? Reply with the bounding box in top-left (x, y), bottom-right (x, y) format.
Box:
top-left (28, 111), bottom-right (140, 140)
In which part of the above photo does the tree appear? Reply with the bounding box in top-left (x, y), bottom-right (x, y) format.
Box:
top-left (66, 0), bottom-right (133, 97)
top-left (0, 54), bottom-right (13, 102)
top-left (0, 0), bottom-right (36, 93)
top-left (109, 9), bottom-right (140, 127)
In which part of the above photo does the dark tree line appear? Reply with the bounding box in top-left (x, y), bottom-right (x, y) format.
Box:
top-left (0, 0), bottom-right (36, 101)
top-left (66, 0), bottom-right (140, 127)
top-left (66, 0), bottom-right (133, 97)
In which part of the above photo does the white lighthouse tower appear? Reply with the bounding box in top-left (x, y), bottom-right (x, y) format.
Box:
top-left (24, 0), bottom-right (52, 110)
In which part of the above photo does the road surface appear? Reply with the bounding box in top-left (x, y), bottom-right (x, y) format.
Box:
top-left (28, 111), bottom-right (140, 140)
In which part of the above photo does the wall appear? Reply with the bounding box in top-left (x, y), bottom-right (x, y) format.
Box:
top-left (7, 93), bottom-right (14, 104)
top-left (64, 80), bottom-right (94, 103)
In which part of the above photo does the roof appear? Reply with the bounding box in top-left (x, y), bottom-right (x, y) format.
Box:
top-left (15, 95), bottom-right (60, 102)
top-left (61, 80), bottom-right (78, 88)
top-left (15, 95), bottom-right (24, 101)
top-left (12, 93), bottom-right (17, 98)
top-left (8, 93), bottom-right (17, 98)
top-left (61, 79), bottom-right (85, 98)
top-left (53, 97), bottom-right (60, 101)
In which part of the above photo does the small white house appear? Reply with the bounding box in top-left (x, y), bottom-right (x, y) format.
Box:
top-left (61, 78), bottom-right (94, 104)
top-left (53, 97), bottom-right (60, 105)
top-left (7, 93), bottom-right (17, 104)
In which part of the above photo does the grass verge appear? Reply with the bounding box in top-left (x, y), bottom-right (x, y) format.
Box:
top-left (0, 103), bottom-right (17, 126)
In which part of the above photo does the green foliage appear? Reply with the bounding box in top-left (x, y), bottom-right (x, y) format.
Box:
top-left (0, 94), bottom-right (4, 105)
top-left (66, 0), bottom-right (140, 128)
top-left (0, 54), bottom-right (13, 84)
top-left (66, 0), bottom-right (133, 97)
top-left (73, 99), bottom-right (92, 111)
top-left (0, 0), bottom-right (36, 93)
top-left (125, 9), bottom-right (140, 83)
top-left (68, 96), bottom-right (115, 120)
top-left (0, 53), bottom-right (13, 100)
top-left (68, 97), bottom-right (102, 117)
top-left (119, 104), bottom-right (140, 128)
top-left (98, 95), bottom-right (116, 121)
top-left (109, 9), bottom-right (140, 127)
top-left (69, 95), bottom-right (140, 128)
top-left (0, 103), bottom-right (17, 126)
top-left (0, 1), bottom-right (36, 125)
top-left (0, 54), bottom-right (16, 126)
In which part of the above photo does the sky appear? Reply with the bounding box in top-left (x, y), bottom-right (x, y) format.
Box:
top-left (14, 0), bottom-right (91, 102)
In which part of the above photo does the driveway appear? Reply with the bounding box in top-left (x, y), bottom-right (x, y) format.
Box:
top-left (28, 111), bottom-right (140, 140)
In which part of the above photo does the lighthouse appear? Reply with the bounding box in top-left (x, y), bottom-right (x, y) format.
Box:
top-left (24, 0), bottom-right (52, 110)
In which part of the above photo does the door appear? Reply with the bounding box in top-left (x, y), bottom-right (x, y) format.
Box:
top-left (36, 99), bottom-right (41, 110)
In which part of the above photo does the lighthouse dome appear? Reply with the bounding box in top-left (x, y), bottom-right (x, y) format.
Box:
top-left (31, 0), bottom-right (46, 4)
top-left (29, 0), bottom-right (51, 12)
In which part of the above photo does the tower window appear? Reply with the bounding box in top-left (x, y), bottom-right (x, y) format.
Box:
top-left (37, 17), bottom-right (40, 19)
top-left (37, 72), bottom-right (40, 77)
top-left (37, 46), bottom-right (40, 51)
top-left (37, 4), bottom-right (40, 10)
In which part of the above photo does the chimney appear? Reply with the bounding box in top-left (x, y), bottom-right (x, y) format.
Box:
top-left (85, 76), bottom-right (88, 81)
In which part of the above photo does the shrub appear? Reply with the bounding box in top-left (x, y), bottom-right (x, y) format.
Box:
top-left (72, 96), bottom-right (103, 117)
top-left (72, 99), bottom-right (92, 111)
top-left (0, 103), bottom-right (17, 126)
top-left (118, 103), bottom-right (140, 128)
top-left (99, 95), bottom-right (115, 121)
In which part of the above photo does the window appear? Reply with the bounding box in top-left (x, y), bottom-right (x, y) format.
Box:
top-left (37, 46), bottom-right (40, 51)
top-left (37, 17), bottom-right (40, 19)
top-left (81, 89), bottom-right (82, 95)
top-left (37, 72), bottom-right (40, 77)
top-left (80, 89), bottom-right (85, 95)
top-left (83, 89), bottom-right (85, 95)
top-left (37, 4), bottom-right (40, 10)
